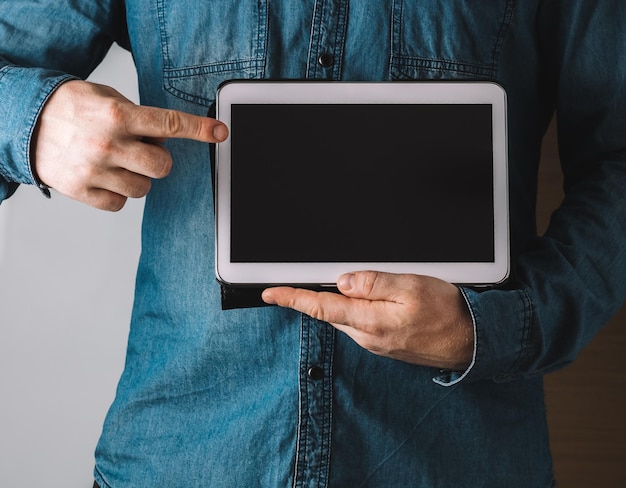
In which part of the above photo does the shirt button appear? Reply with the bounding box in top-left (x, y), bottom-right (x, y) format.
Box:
top-left (307, 366), bottom-right (324, 381)
top-left (317, 53), bottom-right (334, 68)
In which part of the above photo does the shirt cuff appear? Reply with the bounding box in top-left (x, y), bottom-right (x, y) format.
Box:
top-left (433, 286), bottom-right (533, 386)
top-left (0, 177), bottom-right (19, 202)
top-left (0, 64), bottom-right (76, 197)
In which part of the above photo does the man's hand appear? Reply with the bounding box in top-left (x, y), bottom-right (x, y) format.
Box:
top-left (33, 80), bottom-right (228, 211)
top-left (262, 271), bottom-right (474, 371)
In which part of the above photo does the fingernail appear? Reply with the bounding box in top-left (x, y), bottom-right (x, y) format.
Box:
top-left (213, 124), bottom-right (228, 142)
top-left (338, 273), bottom-right (355, 291)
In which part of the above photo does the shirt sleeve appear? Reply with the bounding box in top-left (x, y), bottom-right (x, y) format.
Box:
top-left (435, 0), bottom-right (626, 386)
top-left (0, 0), bottom-right (128, 203)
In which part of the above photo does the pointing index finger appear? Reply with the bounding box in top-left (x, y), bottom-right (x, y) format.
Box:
top-left (125, 105), bottom-right (228, 143)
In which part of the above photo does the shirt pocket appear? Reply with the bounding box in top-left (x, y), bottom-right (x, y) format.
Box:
top-left (156, 0), bottom-right (268, 106)
top-left (390, 0), bottom-right (515, 81)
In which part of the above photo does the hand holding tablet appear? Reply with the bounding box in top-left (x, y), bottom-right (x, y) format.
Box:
top-left (262, 270), bottom-right (475, 371)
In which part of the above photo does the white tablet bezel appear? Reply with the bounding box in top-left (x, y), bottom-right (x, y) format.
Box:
top-left (215, 81), bottom-right (509, 286)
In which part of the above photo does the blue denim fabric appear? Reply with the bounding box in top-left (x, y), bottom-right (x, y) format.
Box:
top-left (2, 1), bottom-right (625, 487)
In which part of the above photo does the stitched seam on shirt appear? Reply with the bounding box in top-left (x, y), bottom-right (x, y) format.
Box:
top-left (396, 0), bottom-right (405, 57)
top-left (389, 1), bottom-right (506, 79)
top-left (0, 64), bottom-right (10, 82)
top-left (490, 0), bottom-right (517, 73)
top-left (305, 0), bottom-right (322, 78)
top-left (256, 0), bottom-right (269, 78)
top-left (164, 58), bottom-right (266, 78)
top-left (0, 66), bottom-right (16, 183)
top-left (391, 55), bottom-right (497, 78)
top-left (331, 0), bottom-right (349, 80)
top-left (504, 288), bottom-right (534, 378)
top-left (162, 59), bottom-right (266, 106)
top-left (319, 323), bottom-right (335, 488)
top-left (388, 0), bottom-right (398, 75)
top-left (93, 467), bottom-right (111, 488)
top-left (292, 313), bottom-right (307, 488)
top-left (156, 0), bottom-right (171, 71)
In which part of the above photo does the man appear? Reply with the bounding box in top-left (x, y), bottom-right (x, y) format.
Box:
top-left (1, 1), bottom-right (624, 486)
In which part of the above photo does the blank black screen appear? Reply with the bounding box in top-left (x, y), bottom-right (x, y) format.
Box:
top-left (230, 103), bottom-right (494, 263)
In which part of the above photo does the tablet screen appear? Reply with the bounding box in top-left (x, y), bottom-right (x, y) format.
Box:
top-left (229, 103), bottom-right (494, 263)
top-left (215, 81), bottom-right (509, 286)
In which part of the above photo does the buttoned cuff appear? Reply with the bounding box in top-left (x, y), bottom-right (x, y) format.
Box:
top-left (0, 64), bottom-right (76, 201)
top-left (433, 286), bottom-right (533, 386)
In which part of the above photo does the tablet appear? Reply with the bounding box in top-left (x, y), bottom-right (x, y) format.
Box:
top-left (215, 81), bottom-right (509, 287)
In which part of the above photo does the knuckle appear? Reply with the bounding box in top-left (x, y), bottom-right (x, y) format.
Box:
top-left (398, 274), bottom-right (427, 303)
top-left (162, 110), bottom-right (184, 135)
top-left (93, 136), bottom-right (117, 160)
top-left (128, 177), bottom-right (152, 198)
top-left (289, 290), bottom-right (338, 324)
top-left (195, 120), bottom-right (213, 141)
top-left (108, 200), bottom-right (127, 212)
top-left (135, 145), bottom-right (171, 179)
top-left (105, 197), bottom-right (127, 212)
top-left (408, 274), bottom-right (426, 290)
top-left (90, 191), bottom-right (127, 212)
top-left (360, 271), bottom-right (380, 295)
top-left (362, 319), bottom-right (387, 339)
top-left (65, 182), bottom-right (90, 202)
top-left (292, 293), bottom-right (326, 321)
top-left (78, 161), bottom-right (105, 184)
top-left (104, 98), bottom-right (128, 127)
top-left (154, 152), bottom-right (173, 178)
top-left (325, 308), bottom-right (347, 326)
top-left (411, 277), bottom-right (432, 301)
top-left (306, 303), bottom-right (326, 322)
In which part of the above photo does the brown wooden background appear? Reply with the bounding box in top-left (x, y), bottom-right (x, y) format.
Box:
top-left (538, 119), bottom-right (626, 487)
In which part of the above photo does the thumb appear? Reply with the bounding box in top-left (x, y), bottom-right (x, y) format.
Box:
top-left (337, 271), bottom-right (401, 302)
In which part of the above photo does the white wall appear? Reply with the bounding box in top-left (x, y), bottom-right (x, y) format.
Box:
top-left (0, 44), bottom-right (141, 487)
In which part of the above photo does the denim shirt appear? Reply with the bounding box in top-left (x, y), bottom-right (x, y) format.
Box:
top-left (2, 1), bottom-right (625, 487)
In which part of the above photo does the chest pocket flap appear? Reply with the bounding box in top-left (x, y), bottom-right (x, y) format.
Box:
top-left (391, 0), bottom-right (515, 80)
top-left (157, 0), bottom-right (268, 106)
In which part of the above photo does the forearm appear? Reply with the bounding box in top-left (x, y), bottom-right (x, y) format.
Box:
top-left (446, 0), bottom-right (626, 385)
